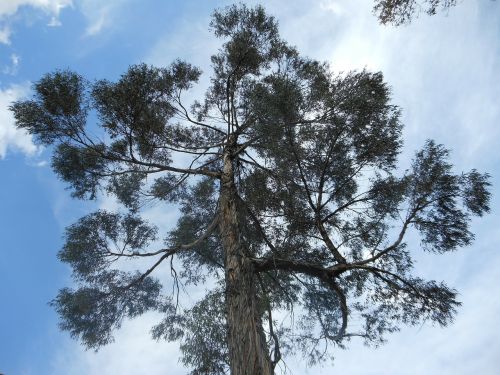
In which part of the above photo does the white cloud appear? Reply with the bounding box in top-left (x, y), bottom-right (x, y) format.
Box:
top-left (3, 53), bottom-right (21, 75)
top-left (78, 0), bottom-right (128, 37)
top-left (320, 0), bottom-right (344, 16)
top-left (82, 4), bottom-right (111, 36)
top-left (0, 25), bottom-right (11, 44)
top-left (0, 0), bottom-right (72, 18)
top-left (11, 53), bottom-right (20, 66)
top-left (0, 83), bottom-right (40, 158)
top-left (0, 0), bottom-right (72, 44)
top-left (48, 15), bottom-right (62, 27)
top-left (34, 159), bottom-right (48, 167)
top-left (0, 0), bottom-right (131, 43)
top-left (50, 312), bottom-right (186, 375)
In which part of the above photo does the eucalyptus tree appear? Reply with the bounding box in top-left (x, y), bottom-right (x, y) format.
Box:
top-left (11, 4), bottom-right (490, 375)
top-left (374, 0), bottom-right (457, 25)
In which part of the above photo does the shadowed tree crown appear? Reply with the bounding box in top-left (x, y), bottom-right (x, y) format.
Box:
top-left (11, 4), bottom-right (490, 375)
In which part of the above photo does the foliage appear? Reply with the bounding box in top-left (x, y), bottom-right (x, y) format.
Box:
top-left (374, 0), bottom-right (457, 25)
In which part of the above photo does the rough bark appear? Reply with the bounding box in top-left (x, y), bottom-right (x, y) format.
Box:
top-left (219, 139), bottom-right (273, 375)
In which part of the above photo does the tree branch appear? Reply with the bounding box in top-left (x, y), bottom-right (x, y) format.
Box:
top-left (115, 216), bottom-right (220, 290)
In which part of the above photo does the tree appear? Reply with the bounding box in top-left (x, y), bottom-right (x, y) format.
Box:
top-left (11, 4), bottom-right (490, 375)
top-left (374, 0), bottom-right (457, 25)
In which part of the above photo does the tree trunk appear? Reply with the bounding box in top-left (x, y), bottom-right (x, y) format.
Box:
top-left (219, 144), bottom-right (273, 375)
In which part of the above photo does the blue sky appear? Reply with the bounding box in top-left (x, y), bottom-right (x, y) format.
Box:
top-left (0, 1), bottom-right (499, 374)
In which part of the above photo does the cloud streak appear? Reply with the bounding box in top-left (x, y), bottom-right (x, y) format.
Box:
top-left (3, 53), bottom-right (21, 75)
top-left (78, 0), bottom-right (132, 37)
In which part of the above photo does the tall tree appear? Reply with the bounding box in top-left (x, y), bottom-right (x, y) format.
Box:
top-left (12, 4), bottom-right (490, 375)
top-left (374, 0), bottom-right (457, 25)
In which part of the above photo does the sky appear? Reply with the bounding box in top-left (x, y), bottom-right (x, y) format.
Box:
top-left (0, 0), bottom-right (499, 374)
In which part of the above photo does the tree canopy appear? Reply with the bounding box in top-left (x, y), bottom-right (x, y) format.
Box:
top-left (12, 4), bottom-right (490, 375)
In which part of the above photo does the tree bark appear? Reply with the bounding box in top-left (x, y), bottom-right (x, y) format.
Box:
top-left (219, 141), bottom-right (273, 375)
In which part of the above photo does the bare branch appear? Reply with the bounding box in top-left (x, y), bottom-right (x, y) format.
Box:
top-left (318, 275), bottom-right (349, 342)
top-left (174, 92), bottom-right (227, 136)
top-left (112, 216), bottom-right (220, 292)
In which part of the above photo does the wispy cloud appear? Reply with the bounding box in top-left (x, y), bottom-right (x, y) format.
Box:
top-left (78, 0), bottom-right (129, 37)
top-left (48, 15), bottom-right (62, 27)
top-left (0, 25), bottom-right (11, 44)
top-left (0, 0), bottom-right (72, 18)
top-left (82, 3), bottom-right (111, 36)
top-left (0, 83), bottom-right (40, 158)
top-left (320, 0), bottom-right (344, 16)
top-left (0, 0), bottom-right (72, 44)
top-left (3, 53), bottom-right (21, 75)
